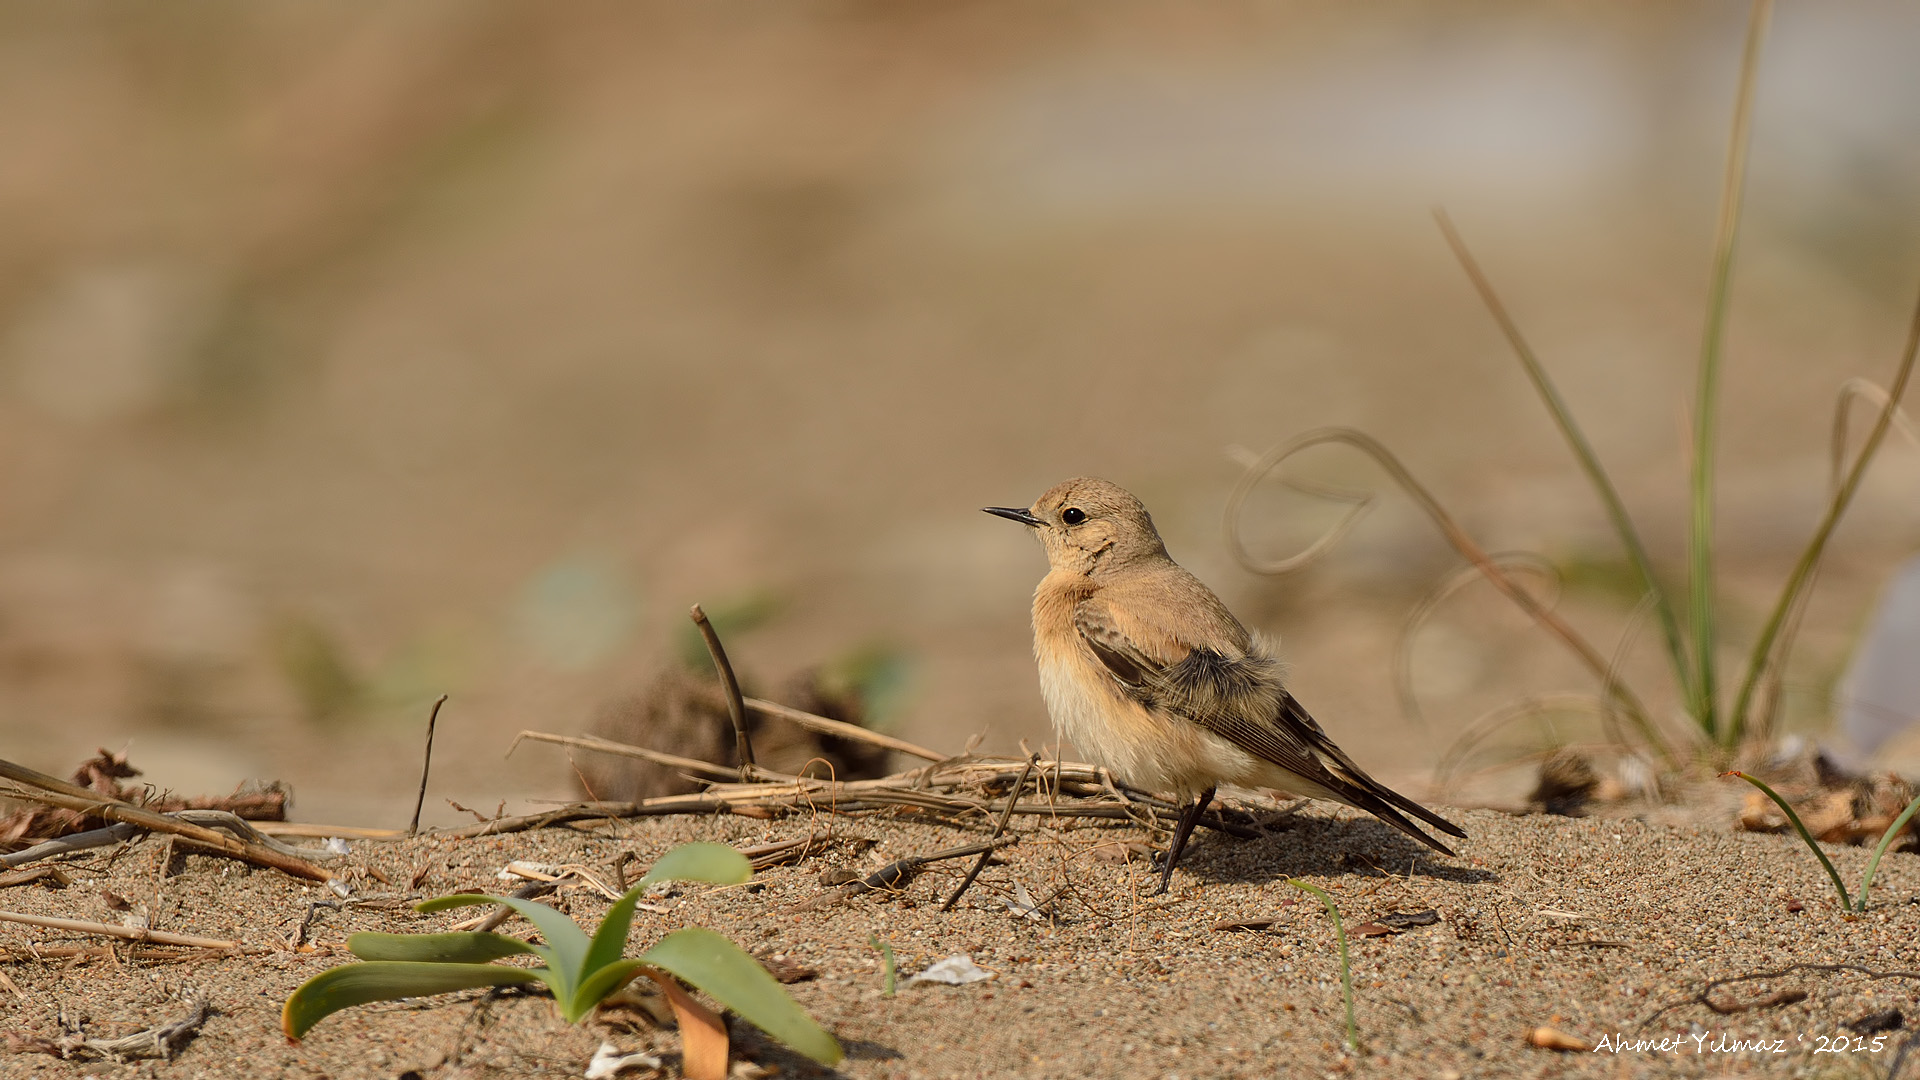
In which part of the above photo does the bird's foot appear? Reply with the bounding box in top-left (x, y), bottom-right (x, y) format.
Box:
top-left (1143, 853), bottom-right (1176, 896)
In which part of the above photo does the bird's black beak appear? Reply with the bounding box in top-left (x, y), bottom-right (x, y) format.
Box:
top-left (984, 506), bottom-right (1044, 528)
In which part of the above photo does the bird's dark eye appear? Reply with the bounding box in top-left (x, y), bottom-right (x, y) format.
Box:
top-left (1061, 507), bottom-right (1086, 525)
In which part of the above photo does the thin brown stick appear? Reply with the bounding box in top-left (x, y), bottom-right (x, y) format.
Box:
top-left (429, 799), bottom-right (718, 839)
top-left (419, 784), bottom-right (1266, 840)
top-left (454, 881), bottom-right (557, 934)
top-left (0, 944), bottom-right (254, 964)
top-left (0, 764), bottom-right (332, 883)
top-left (251, 822), bottom-right (406, 841)
top-left (738, 833), bottom-right (833, 870)
top-left (409, 695), bottom-right (448, 837)
top-left (944, 754), bottom-right (1037, 910)
top-left (689, 604), bottom-right (755, 778)
top-left (0, 909), bottom-right (237, 950)
top-left (508, 730), bottom-right (739, 781)
top-left (741, 697), bottom-right (944, 761)
top-left (0, 866), bottom-right (72, 889)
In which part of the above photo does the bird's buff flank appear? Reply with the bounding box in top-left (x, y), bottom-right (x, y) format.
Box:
top-left (986, 477), bottom-right (1465, 895)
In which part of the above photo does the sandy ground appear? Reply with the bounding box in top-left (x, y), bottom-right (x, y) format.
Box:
top-left (2, 788), bottom-right (1918, 1080)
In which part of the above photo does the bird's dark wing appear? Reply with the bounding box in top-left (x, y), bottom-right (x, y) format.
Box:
top-left (1074, 599), bottom-right (1334, 782)
top-left (1073, 598), bottom-right (1465, 850)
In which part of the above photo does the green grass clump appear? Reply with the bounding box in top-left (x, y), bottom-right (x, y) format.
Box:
top-left (1229, 0), bottom-right (1919, 772)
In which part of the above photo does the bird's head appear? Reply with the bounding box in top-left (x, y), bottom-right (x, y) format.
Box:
top-left (985, 477), bottom-right (1169, 577)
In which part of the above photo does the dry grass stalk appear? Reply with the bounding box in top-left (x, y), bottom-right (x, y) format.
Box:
top-left (513, 731), bottom-right (743, 782)
top-left (0, 909), bottom-right (237, 950)
top-left (738, 696), bottom-right (942, 761)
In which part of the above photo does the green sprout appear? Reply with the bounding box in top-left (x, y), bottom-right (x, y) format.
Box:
top-left (281, 842), bottom-right (841, 1065)
top-left (1286, 879), bottom-right (1359, 1055)
top-left (867, 935), bottom-right (896, 997)
top-left (1727, 772), bottom-right (1920, 913)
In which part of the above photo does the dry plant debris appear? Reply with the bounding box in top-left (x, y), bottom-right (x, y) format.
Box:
top-left (0, 750), bottom-right (286, 848)
top-left (1735, 764), bottom-right (1920, 849)
top-left (8, 989), bottom-right (210, 1062)
top-left (0, 794), bottom-right (1917, 1077)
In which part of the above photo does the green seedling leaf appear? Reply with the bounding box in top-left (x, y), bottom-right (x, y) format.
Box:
top-left (633, 842), bottom-right (753, 891)
top-left (642, 928), bottom-right (842, 1065)
top-left (416, 892), bottom-right (592, 989)
top-left (281, 843), bottom-right (831, 1048)
top-left (347, 931), bottom-right (539, 964)
top-left (1727, 771), bottom-right (1853, 910)
top-left (1855, 791), bottom-right (1920, 913)
top-left (282, 961), bottom-right (544, 1040)
top-left (587, 841), bottom-right (752, 976)
top-left (581, 888), bottom-right (647, 992)
top-left (569, 958), bottom-right (652, 1021)
top-left (583, 843), bottom-right (753, 983)
top-left (868, 935), bottom-right (895, 997)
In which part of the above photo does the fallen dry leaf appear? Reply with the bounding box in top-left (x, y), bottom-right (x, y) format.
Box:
top-left (1525, 1026), bottom-right (1590, 1052)
top-left (1089, 841), bottom-right (1154, 864)
top-left (648, 971), bottom-right (729, 1080)
top-left (1376, 909), bottom-right (1440, 930)
top-left (1211, 912), bottom-right (1291, 932)
top-left (755, 954), bottom-right (819, 984)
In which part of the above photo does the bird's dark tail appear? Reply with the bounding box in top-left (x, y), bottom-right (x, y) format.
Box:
top-left (1330, 780), bottom-right (1462, 857)
top-left (1278, 692), bottom-right (1467, 855)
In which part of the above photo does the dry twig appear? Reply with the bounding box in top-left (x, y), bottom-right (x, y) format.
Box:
top-left (409, 695), bottom-right (448, 837)
top-left (689, 604), bottom-right (756, 778)
top-left (944, 754), bottom-right (1037, 910)
top-left (0, 909), bottom-right (237, 950)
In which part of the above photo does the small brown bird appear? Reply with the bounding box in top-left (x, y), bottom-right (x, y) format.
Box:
top-left (987, 477), bottom-right (1464, 894)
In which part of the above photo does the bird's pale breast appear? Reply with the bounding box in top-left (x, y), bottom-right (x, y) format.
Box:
top-left (1031, 571), bottom-right (1256, 796)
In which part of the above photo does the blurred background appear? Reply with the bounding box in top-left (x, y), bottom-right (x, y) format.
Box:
top-left (4, 1), bottom-right (1919, 826)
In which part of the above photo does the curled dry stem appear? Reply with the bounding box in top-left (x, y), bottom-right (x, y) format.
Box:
top-left (1393, 552), bottom-right (1559, 735)
top-left (1433, 693), bottom-right (1613, 792)
top-left (1227, 427), bottom-right (1675, 768)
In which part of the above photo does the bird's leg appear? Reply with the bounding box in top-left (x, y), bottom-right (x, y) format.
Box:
top-left (1150, 786), bottom-right (1215, 896)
